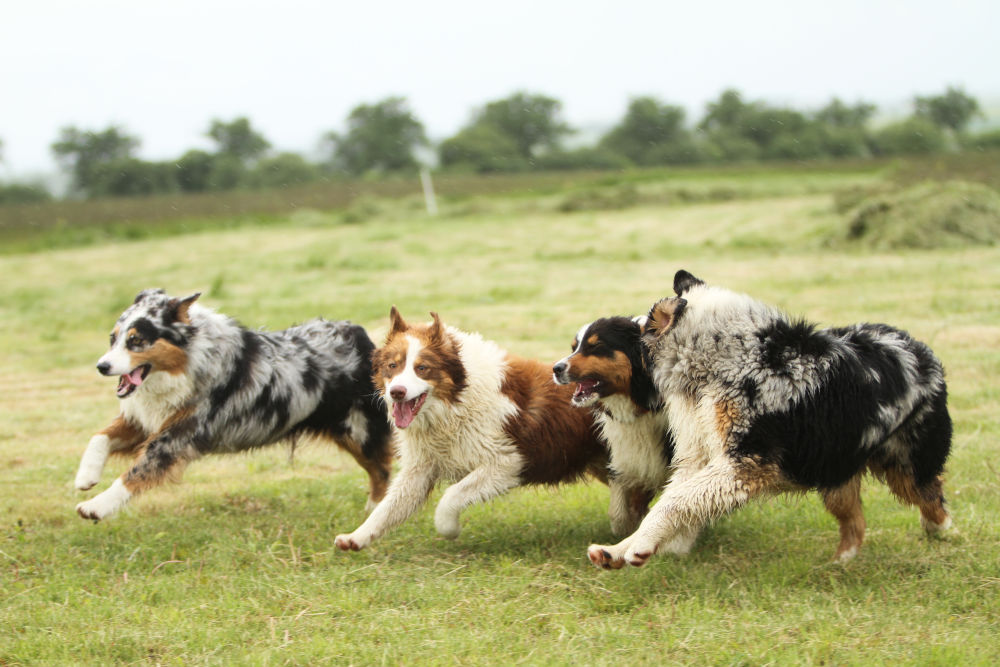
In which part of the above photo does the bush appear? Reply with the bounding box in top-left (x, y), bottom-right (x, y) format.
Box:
top-left (206, 155), bottom-right (247, 191)
top-left (438, 124), bottom-right (528, 173)
top-left (0, 182), bottom-right (52, 205)
top-left (871, 117), bottom-right (946, 156)
top-left (88, 158), bottom-right (178, 197)
top-left (698, 129), bottom-right (760, 163)
top-left (840, 180), bottom-right (1000, 249)
top-left (962, 129), bottom-right (1000, 151)
top-left (251, 153), bottom-right (321, 188)
top-left (175, 150), bottom-right (216, 192)
top-left (533, 147), bottom-right (631, 171)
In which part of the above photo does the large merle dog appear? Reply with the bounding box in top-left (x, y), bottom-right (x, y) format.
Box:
top-left (588, 270), bottom-right (953, 568)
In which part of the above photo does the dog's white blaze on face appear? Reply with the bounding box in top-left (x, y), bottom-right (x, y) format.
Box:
top-left (386, 335), bottom-right (431, 401)
top-left (98, 342), bottom-right (134, 376)
top-left (552, 322), bottom-right (591, 385)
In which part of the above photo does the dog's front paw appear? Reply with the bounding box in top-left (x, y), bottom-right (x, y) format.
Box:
top-left (587, 543), bottom-right (627, 570)
top-left (433, 511), bottom-right (462, 540)
top-left (75, 479), bottom-right (130, 521)
top-left (334, 532), bottom-right (370, 551)
top-left (624, 538), bottom-right (658, 567)
top-left (75, 467), bottom-right (102, 491)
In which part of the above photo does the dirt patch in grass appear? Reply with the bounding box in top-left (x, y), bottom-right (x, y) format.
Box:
top-left (839, 180), bottom-right (1000, 250)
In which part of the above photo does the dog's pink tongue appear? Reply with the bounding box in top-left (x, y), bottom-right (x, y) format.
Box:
top-left (391, 392), bottom-right (427, 428)
top-left (574, 380), bottom-right (598, 399)
top-left (127, 367), bottom-right (145, 388)
top-left (393, 399), bottom-right (418, 429)
top-left (117, 368), bottom-right (145, 396)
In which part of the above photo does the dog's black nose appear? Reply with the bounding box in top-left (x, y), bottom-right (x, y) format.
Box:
top-left (552, 361), bottom-right (567, 376)
top-left (96, 361), bottom-right (111, 375)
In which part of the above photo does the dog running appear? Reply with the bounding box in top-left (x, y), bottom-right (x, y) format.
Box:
top-left (552, 316), bottom-right (679, 540)
top-left (75, 289), bottom-right (393, 520)
top-left (334, 307), bottom-right (615, 551)
top-left (588, 270), bottom-right (953, 568)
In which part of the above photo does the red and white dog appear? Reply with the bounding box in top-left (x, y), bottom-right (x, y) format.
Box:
top-left (334, 308), bottom-right (611, 551)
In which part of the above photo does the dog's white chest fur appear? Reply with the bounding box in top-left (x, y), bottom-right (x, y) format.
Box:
top-left (121, 371), bottom-right (195, 432)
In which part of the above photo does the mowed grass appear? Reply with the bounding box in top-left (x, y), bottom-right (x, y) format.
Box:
top-left (1, 170), bottom-right (999, 664)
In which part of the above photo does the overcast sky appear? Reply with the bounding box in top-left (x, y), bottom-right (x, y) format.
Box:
top-left (2, 0), bottom-right (998, 176)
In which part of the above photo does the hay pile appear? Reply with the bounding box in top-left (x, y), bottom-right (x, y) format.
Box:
top-left (842, 180), bottom-right (1000, 250)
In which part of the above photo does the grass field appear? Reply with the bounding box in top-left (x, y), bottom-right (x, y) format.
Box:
top-left (1, 165), bottom-right (999, 664)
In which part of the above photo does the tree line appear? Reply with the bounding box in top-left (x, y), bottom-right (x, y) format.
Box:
top-left (1, 86), bottom-right (997, 204)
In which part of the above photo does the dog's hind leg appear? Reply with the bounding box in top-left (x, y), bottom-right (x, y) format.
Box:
top-left (884, 468), bottom-right (952, 534)
top-left (334, 434), bottom-right (394, 514)
top-left (608, 478), bottom-right (655, 537)
top-left (433, 457), bottom-right (523, 539)
top-left (885, 391), bottom-right (952, 535)
top-left (821, 473), bottom-right (866, 562)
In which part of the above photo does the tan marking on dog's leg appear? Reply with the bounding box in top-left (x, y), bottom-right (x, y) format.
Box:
top-left (714, 399), bottom-right (740, 442)
top-left (884, 469), bottom-right (952, 533)
top-left (821, 474), bottom-right (866, 562)
top-left (77, 416), bottom-right (147, 491)
top-left (335, 435), bottom-right (394, 513)
top-left (119, 406), bottom-right (197, 494)
top-left (99, 415), bottom-right (146, 452)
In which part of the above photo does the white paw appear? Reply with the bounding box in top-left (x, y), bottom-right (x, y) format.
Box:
top-left (921, 513), bottom-right (953, 535)
top-left (75, 465), bottom-right (103, 491)
top-left (834, 545), bottom-right (859, 563)
top-left (434, 511), bottom-right (461, 540)
top-left (587, 543), bottom-right (628, 570)
top-left (623, 537), bottom-right (658, 567)
top-left (334, 532), bottom-right (371, 551)
top-left (76, 478), bottom-right (130, 521)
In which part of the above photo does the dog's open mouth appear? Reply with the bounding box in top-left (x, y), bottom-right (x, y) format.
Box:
top-left (392, 392), bottom-right (428, 429)
top-left (116, 364), bottom-right (151, 398)
top-left (572, 379), bottom-right (601, 405)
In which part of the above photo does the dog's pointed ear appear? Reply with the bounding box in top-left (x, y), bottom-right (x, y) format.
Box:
top-left (167, 292), bottom-right (201, 324)
top-left (673, 270), bottom-right (704, 296)
top-left (428, 312), bottom-right (444, 341)
top-left (388, 306), bottom-right (408, 336)
top-left (648, 297), bottom-right (687, 335)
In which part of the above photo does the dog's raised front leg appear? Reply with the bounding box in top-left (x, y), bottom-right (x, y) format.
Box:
top-left (76, 419), bottom-right (197, 521)
top-left (433, 457), bottom-right (523, 539)
top-left (589, 457), bottom-right (769, 569)
top-left (75, 416), bottom-right (144, 490)
top-left (335, 464), bottom-right (436, 551)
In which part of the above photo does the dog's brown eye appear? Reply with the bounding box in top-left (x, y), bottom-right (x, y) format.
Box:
top-left (388, 362), bottom-right (397, 369)
top-left (127, 334), bottom-right (142, 347)
top-left (417, 364), bottom-right (428, 372)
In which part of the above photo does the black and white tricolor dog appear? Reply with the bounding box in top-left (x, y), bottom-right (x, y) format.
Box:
top-left (588, 270), bottom-right (953, 568)
top-left (74, 289), bottom-right (393, 521)
top-left (552, 316), bottom-right (681, 542)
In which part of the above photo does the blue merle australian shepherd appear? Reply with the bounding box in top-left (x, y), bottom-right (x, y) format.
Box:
top-left (588, 270), bottom-right (953, 569)
top-left (74, 289), bottom-right (392, 521)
